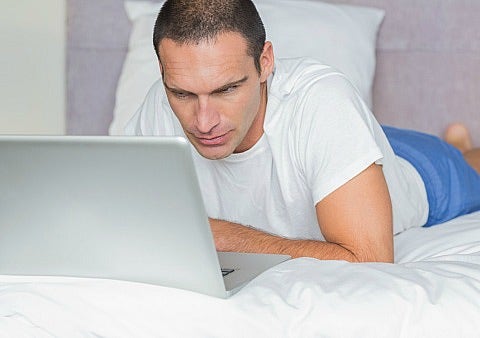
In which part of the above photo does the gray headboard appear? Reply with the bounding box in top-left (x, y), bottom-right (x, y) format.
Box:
top-left (67, 0), bottom-right (480, 145)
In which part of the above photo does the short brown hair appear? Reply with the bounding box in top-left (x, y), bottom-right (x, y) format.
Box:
top-left (153, 0), bottom-right (266, 73)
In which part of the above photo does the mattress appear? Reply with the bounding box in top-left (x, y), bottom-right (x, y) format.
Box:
top-left (1, 211), bottom-right (479, 337)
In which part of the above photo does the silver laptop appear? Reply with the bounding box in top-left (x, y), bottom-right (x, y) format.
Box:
top-left (0, 136), bottom-right (289, 298)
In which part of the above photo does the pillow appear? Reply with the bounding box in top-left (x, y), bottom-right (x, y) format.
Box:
top-left (109, 0), bottom-right (384, 135)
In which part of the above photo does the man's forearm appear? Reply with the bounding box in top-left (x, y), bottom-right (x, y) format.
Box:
top-left (210, 218), bottom-right (360, 262)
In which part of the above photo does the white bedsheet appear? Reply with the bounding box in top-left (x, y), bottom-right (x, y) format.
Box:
top-left (1, 211), bottom-right (479, 337)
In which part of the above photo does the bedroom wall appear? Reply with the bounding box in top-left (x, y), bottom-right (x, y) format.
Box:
top-left (332, 0), bottom-right (480, 146)
top-left (0, 0), bottom-right (66, 135)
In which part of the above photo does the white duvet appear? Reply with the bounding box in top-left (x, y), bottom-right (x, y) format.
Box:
top-left (1, 211), bottom-right (479, 337)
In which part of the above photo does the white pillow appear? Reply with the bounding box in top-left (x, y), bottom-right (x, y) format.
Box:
top-left (109, 0), bottom-right (384, 135)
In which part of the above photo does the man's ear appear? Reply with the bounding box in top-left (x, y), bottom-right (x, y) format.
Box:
top-left (158, 59), bottom-right (164, 78)
top-left (259, 41), bottom-right (274, 82)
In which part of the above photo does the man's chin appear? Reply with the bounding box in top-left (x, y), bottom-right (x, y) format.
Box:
top-left (192, 142), bottom-right (233, 160)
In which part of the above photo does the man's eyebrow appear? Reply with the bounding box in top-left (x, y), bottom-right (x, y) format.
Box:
top-left (163, 81), bottom-right (194, 95)
top-left (210, 76), bottom-right (249, 94)
top-left (163, 76), bottom-right (249, 95)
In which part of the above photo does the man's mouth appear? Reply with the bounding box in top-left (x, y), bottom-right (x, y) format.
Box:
top-left (195, 132), bottom-right (230, 146)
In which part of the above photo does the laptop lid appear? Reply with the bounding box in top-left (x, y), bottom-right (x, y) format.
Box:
top-left (0, 136), bottom-right (289, 298)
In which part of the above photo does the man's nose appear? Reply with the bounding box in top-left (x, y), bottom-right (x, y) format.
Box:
top-left (195, 96), bottom-right (220, 134)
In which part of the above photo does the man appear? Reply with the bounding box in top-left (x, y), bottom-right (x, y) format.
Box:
top-left (126, 0), bottom-right (480, 263)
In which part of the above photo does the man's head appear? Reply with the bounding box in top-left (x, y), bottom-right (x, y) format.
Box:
top-left (153, 0), bottom-right (266, 74)
top-left (153, 0), bottom-right (274, 160)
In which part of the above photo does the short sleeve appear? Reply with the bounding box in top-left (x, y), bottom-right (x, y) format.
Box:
top-left (293, 74), bottom-right (383, 204)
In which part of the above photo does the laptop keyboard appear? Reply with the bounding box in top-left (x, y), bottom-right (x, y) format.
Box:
top-left (221, 268), bottom-right (235, 277)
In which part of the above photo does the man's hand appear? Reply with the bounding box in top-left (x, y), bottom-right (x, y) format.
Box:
top-left (209, 163), bottom-right (393, 263)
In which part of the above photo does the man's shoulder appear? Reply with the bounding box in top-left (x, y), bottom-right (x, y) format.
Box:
top-left (124, 79), bottom-right (180, 136)
top-left (265, 59), bottom-right (342, 141)
top-left (146, 79), bottom-right (168, 102)
top-left (272, 57), bottom-right (343, 90)
top-left (274, 57), bottom-right (334, 76)
top-left (270, 58), bottom-right (362, 110)
top-left (271, 57), bottom-right (357, 100)
top-left (265, 58), bottom-right (370, 144)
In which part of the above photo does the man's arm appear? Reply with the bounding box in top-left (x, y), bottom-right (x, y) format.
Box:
top-left (210, 164), bottom-right (394, 263)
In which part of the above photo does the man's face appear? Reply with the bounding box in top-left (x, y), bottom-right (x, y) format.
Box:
top-left (158, 32), bottom-right (273, 159)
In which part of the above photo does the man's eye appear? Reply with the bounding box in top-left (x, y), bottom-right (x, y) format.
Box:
top-left (174, 92), bottom-right (189, 99)
top-left (221, 85), bottom-right (238, 94)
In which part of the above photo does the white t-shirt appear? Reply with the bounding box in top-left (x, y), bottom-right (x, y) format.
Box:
top-left (125, 57), bottom-right (428, 239)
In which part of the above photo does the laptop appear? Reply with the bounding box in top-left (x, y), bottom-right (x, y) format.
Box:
top-left (0, 135), bottom-right (289, 298)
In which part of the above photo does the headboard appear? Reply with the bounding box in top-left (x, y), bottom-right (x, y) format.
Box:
top-left (67, 0), bottom-right (480, 145)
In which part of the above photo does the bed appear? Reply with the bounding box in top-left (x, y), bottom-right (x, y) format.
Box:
top-left (1, 0), bottom-right (479, 336)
